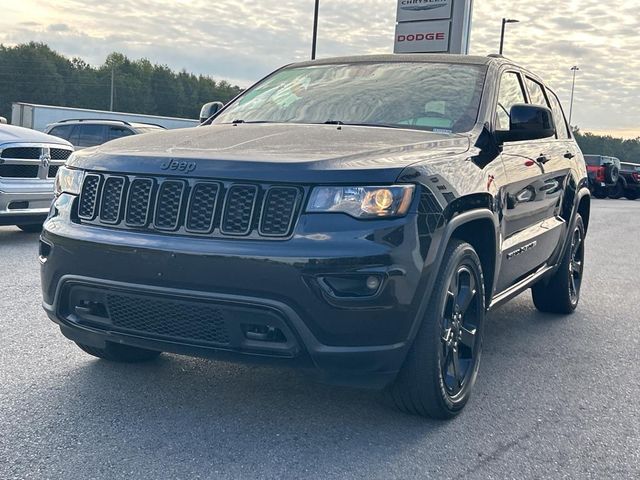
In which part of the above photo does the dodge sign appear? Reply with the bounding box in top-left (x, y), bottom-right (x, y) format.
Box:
top-left (394, 0), bottom-right (473, 54)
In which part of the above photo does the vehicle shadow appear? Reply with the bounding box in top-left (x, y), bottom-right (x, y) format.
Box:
top-left (21, 292), bottom-right (588, 478)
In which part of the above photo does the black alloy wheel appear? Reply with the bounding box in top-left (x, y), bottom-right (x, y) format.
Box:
top-left (440, 265), bottom-right (482, 399)
top-left (532, 214), bottom-right (586, 314)
top-left (388, 240), bottom-right (485, 419)
top-left (567, 222), bottom-right (585, 307)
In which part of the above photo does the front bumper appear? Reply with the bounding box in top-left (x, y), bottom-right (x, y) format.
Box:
top-left (41, 193), bottom-right (434, 388)
top-left (0, 178), bottom-right (54, 225)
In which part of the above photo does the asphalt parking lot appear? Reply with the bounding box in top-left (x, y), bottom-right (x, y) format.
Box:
top-left (1, 199), bottom-right (639, 480)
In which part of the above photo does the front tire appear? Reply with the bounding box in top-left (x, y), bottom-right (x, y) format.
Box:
top-left (76, 342), bottom-right (161, 363)
top-left (532, 215), bottom-right (585, 314)
top-left (625, 190), bottom-right (639, 200)
top-left (388, 240), bottom-right (485, 419)
top-left (607, 181), bottom-right (624, 199)
top-left (592, 187), bottom-right (607, 199)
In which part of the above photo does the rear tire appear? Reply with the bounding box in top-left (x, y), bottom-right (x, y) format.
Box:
top-left (625, 190), bottom-right (639, 200)
top-left (76, 342), bottom-right (161, 363)
top-left (532, 215), bottom-right (585, 314)
top-left (388, 240), bottom-right (485, 419)
top-left (17, 223), bottom-right (43, 233)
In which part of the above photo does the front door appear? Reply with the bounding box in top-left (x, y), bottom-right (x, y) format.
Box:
top-left (495, 71), bottom-right (571, 292)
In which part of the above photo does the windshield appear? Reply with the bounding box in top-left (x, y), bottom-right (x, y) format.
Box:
top-left (214, 62), bottom-right (486, 134)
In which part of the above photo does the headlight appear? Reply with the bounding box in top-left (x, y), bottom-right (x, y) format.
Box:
top-left (307, 185), bottom-right (415, 218)
top-left (54, 166), bottom-right (84, 196)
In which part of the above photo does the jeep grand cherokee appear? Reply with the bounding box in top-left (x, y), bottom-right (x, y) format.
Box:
top-left (41, 54), bottom-right (590, 419)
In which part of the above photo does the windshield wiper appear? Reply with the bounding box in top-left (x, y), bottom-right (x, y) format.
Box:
top-left (229, 120), bottom-right (281, 125)
top-left (320, 121), bottom-right (404, 129)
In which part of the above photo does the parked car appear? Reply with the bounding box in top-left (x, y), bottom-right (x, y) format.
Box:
top-left (606, 162), bottom-right (640, 200)
top-left (584, 154), bottom-right (620, 198)
top-left (0, 124), bottom-right (73, 231)
top-left (44, 119), bottom-right (165, 150)
top-left (41, 54), bottom-right (590, 419)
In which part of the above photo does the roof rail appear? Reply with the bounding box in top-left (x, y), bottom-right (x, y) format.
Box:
top-left (487, 54), bottom-right (504, 58)
top-left (56, 118), bottom-right (133, 126)
top-left (135, 122), bottom-right (166, 129)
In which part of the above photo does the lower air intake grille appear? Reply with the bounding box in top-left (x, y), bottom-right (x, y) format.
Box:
top-left (106, 294), bottom-right (231, 346)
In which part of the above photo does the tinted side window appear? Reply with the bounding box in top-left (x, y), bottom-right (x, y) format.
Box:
top-left (496, 72), bottom-right (526, 130)
top-left (524, 77), bottom-right (549, 107)
top-left (48, 124), bottom-right (74, 140)
top-left (108, 126), bottom-right (134, 141)
top-left (547, 90), bottom-right (570, 139)
top-left (76, 124), bottom-right (107, 147)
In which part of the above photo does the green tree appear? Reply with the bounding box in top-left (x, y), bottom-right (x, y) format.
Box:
top-left (0, 42), bottom-right (242, 120)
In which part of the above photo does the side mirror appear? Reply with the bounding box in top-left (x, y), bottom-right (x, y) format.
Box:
top-left (0, 116), bottom-right (7, 124)
top-left (497, 104), bottom-right (556, 144)
top-left (199, 101), bottom-right (224, 123)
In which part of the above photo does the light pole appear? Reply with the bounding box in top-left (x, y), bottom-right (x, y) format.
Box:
top-left (311, 0), bottom-right (320, 60)
top-left (569, 65), bottom-right (579, 126)
top-left (499, 18), bottom-right (519, 55)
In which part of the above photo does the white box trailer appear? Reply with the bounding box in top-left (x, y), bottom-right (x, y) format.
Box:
top-left (11, 102), bottom-right (199, 131)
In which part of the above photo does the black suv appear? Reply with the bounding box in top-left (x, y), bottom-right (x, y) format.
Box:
top-left (608, 162), bottom-right (640, 200)
top-left (41, 55), bottom-right (590, 419)
top-left (45, 119), bottom-right (165, 150)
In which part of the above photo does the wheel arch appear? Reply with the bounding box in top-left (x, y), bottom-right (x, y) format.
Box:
top-left (576, 187), bottom-right (591, 233)
top-left (448, 216), bottom-right (498, 307)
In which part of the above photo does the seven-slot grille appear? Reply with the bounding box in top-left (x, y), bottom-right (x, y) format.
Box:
top-left (77, 173), bottom-right (302, 238)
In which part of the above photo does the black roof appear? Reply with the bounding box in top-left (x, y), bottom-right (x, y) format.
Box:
top-left (291, 53), bottom-right (507, 69)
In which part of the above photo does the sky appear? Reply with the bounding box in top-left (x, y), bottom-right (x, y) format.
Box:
top-left (1, 0), bottom-right (638, 138)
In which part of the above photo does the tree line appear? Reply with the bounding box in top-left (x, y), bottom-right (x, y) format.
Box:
top-left (573, 129), bottom-right (640, 163)
top-left (0, 42), bottom-right (242, 120)
top-left (1, 42), bottom-right (637, 162)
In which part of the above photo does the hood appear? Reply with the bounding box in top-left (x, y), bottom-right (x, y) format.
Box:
top-left (0, 124), bottom-right (72, 147)
top-left (68, 123), bottom-right (470, 183)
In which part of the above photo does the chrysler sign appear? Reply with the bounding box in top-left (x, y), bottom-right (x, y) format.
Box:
top-left (397, 0), bottom-right (452, 22)
top-left (394, 0), bottom-right (473, 54)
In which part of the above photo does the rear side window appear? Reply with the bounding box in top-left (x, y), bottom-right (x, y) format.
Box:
top-left (496, 72), bottom-right (526, 131)
top-left (108, 126), bottom-right (134, 141)
top-left (524, 77), bottom-right (549, 107)
top-left (547, 90), bottom-right (570, 140)
top-left (76, 124), bottom-right (107, 147)
top-left (48, 124), bottom-right (74, 140)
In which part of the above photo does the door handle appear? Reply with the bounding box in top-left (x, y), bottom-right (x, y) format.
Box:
top-left (536, 155), bottom-right (550, 164)
top-left (564, 152), bottom-right (576, 159)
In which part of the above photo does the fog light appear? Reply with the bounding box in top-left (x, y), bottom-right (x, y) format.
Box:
top-left (366, 276), bottom-right (381, 291)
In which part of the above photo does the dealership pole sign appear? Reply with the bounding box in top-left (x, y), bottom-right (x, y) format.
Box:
top-left (394, 0), bottom-right (474, 54)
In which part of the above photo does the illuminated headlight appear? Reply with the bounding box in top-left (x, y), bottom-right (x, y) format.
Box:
top-left (54, 166), bottom-right (84, 196)
top-left (307, 185), bottom-right (415, 218)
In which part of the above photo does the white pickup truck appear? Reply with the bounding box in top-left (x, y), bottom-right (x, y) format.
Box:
top-left (0, 124), bottom-right (73, 231)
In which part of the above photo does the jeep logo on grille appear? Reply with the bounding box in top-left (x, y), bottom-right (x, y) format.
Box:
top-left (160, 159), bottom-right (196, 173)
